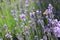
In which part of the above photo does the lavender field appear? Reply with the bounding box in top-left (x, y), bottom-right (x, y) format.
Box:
top-left (0, 0), bottom-right (60, 40)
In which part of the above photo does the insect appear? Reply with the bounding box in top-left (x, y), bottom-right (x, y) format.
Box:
top-left (43, 9), bottom-right (48, 15)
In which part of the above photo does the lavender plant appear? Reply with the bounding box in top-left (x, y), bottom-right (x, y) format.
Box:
top-left (0, 0), bottom-right (60, 40)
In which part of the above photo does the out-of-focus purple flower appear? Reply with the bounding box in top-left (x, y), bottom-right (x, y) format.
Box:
top-left (36, 10), bottom-right (40, 14)
top-left (25, 30), bottom-right (30, 35)
top-left (37, 19), bottom-right (41, 23)
top-left (25, 3), bottom-right (29, 7)
top-left (4, 24), bottom-right (7, 30)
top-left (57, 21), bottom-right (60, 27)
top-left (14, 18), bottom-right (18, 22)
top-left (5, 31), bottom-right (12, 38)
top-left (12, 13), bottom-right (16, 16)
top-left (48, 9), bottom-right (53, 14)
top-left (19, 14), bottom-right (26, 21)
top-left (30, 11), bottom-right (35, 18)
top-left (47, 24), bottom-right (51, 28)
top-left (16, 33), bottom-right (22, 40)
top-left (11, 10), bottom-right (16, 16)
top-left (1, 16), bottom-right (5, 19)
top-left (36, 10), bottom-right (39, 13)
top-left (25, 0), bottom-right (29, 7)
top-left (47, 18), bottom-right (51, 22)
top-left (51, 19), bottom-right (58, 24)
top-left (24, 10), bottom-right (28, 15)
top-left (58, 21), bottom-right (60, 24)
top-left (35, 0), bottom-right (39, 4)
top-left (46, 9), bottom-right (52, 14)
top-left (43, 35), bottom-right (47, 40)
top-left (31, 24), bottom-right (36, 31)
top-left (53, 26), bottom-right (60, 37)
top-left (53, 27), bottom-right (58, 33)
top-left (11, 10), bottom-right (15, 13)
top-left (34, 35), bottom-right (38, 40)
top-left (48, 3), bottom-right (53, 9)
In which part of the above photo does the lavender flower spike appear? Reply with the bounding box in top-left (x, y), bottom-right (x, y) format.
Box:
top-left (48, 3), bottom-right (53, 9)
top-left (4, 24), bottom-right (7, 30)
top-left (19, 14), bottom-right (26, 21)
top-left (34, 36), bottom-right (38, 40)
top-left (5, 31), bottom-right (12, 38)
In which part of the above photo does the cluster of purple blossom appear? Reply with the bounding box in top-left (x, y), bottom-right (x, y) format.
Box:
top-left (52, 19), bottom-right (60, 37)
top-left (1, 0), bottom-right (60, 40)
top-left (44, 3), bottom-right (60, 39)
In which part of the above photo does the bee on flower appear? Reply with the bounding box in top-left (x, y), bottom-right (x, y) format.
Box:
top-left (43, 3), bottom-right (54, 19)
top-left (43, 3), bottom-right (53, 14)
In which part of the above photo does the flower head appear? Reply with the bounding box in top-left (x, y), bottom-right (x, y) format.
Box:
top-left (34, 35), bottom-right (38, 40)
top-left (30, 11), bottom-right (35, 18)
top-left (4, 24), bottom-right (7, 30)
top-left (48, 3), bottom-right (53, 9)
top-left (36, 10), bottom-right (40, 14)
top-left (5, 31), bottom-right (12, 38)
top-left (19, 14), bottom-right (26, 21)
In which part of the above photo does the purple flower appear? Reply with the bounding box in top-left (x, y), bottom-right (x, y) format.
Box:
top-left (48, 3), bottom-right (53, 9)
top-left (37, 19), bottom-right (41, 23)
top-left (25, 0), bottom-right (29, 7)
top-left (43, 35), bottom-right (47, 40)
top-left (5, 31), bottom-right (12, 38)
top-left (1, 16), bottom-right (5, 19)
top-left (46, 9), bottom-right (52, 14)
top-left (36, 10), bottom-right (40, 14)
top-left (19, 14), bottom-right (26, 21)
top-left (24, 10), bottom-right (28, 15)
top-left (4, 24), bottom-right (7, 30)
top-left (47, 18), bottom-right (52, 22)
top-left (12, 13), bottom-right (16, 16)
top-left (36, 10), bottom-right (39, 13)
top-left (30, 11), bottom-right (35, 18)
top-left (34, 36), bottom-right (38, 40)
top-left (25, 31), bottom-right (29, 35)
top-left (16, 33), bottom-right (21, 40)
top-left (47, 24), bottom-right (51, 28)
top-left (11, 10), bottom-right (15, 13)
top-left (14, 18), bottom-right (18, 22)
top-left (11, 10), bottom-right (16, 16)
top-left (32, 24), bottom-right (36, 31)
top-left (25, 3), bottom-right (29, 7)
top-left (52, 19), bottom-right (58, 24)
top-left (35, 1), bottom-right (39, 4)
top-left (53, 27), bottom-right (60, 37)
top-left (57, 21), bottom-right (60, 27)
